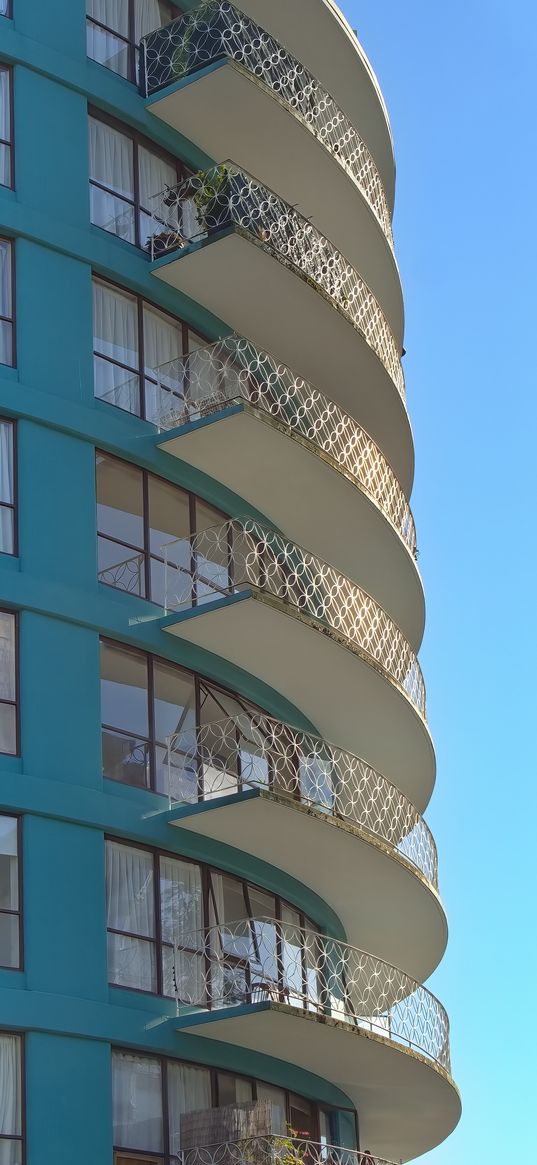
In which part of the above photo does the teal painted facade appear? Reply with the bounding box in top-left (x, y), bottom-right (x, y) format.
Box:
top-left (0, 2), bottom-right (357, 1162)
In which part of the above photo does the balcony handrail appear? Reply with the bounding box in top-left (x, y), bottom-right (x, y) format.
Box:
top-left (148, 162), bottom-right (405, 403)
top-left (165, 711), bottom-right (438, 887)
top-left (172, 916), bottom-right (451, 1073)
top-left (162, 517), bottom-right (426, 719)
top-left (153, 334), bottom-right (416, 556)
top-left (176, 1135), bottom-right (401, 1165)
top-left (140, 0), bottom-right (393, 249)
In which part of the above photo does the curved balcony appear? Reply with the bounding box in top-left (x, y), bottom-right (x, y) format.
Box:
top-left (166, 712), bottom-right (446, 981)
top-left (149, 164), bottom-right (413, 492)
top-left (154, 335), bottom-right (423, 647)
top-left (173, 920), bottom-right (460, 1161)
top-left (180, 1138), bottom-right (403, 1165)
top-left (141, 2), bottom-right (402, 339)
top-left (160, 518), bottom-right (435, 806)
top-left (237, 0), bottom-right (396, 211)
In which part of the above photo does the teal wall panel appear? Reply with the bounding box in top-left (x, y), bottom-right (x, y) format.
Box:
top-left (15, 243), bottom-right (94, 401)
top-left (25, 1033), bottom-right (112, 1165)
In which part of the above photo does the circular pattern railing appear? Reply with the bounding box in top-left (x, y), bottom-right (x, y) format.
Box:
top-left (154, 335), bottom-right (416, 556)
top-left (140, 0), bottom-right (393, 248)
top-left (163, 518), bottom-right (426, 718)
top-left (150, 163), bottom-right (405, 402)
top-left (166, 712), bottom-right (438, 887)
top-left (178, 1137), bottom-right (401, 1165)
top-left (173, 918), bottom-right (451, 1073)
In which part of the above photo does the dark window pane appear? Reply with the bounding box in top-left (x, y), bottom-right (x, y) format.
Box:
top-left (96, 453), bottom-right (144, 547)
top-left (0, 612), bottom-right (15, 701)
top-left (98, 537), bottom-right (145, 595)
top-left (102, 727), bottom-right (150, 786)
top-left (0, 912), bottom-right (18, 967)
top-left (0, 816), bottom-right (17, 910)
top-left (100, 641), bottom-right (149, 737)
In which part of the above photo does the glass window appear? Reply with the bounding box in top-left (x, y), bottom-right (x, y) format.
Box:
top-left (89, 114), bottom-right (189, 250)
top-left (0, 3), bottom-right (12, 18)
top-left (0, 420), bottom-right (15, 555)
top-left (167, 1062), bottom-right (211, 1155)
top-left (107, 842), bottom-right (156, 992)
top-left (216, 1072), bottom-right (253, 1108)
top-left (101, 641), bottom-right (150, 788)
top-left (256, 1083), bottom-right (287, 1135)
top-left (0, 611), bottom-right (16, 755)
top-left (0, 68), bottom-right (12, 188)
top-left (93, 279), bottom-right (204, 420)
top-left (0, 240), bottom-right (14, 368)
top-left (0, 1034), bottom-right (22, 1163)
top-left (112, 1051), bottom-right (163, 1151)
top-left (0, 816), bottom-right (19, 968)
top-left (87, 1), bottom-right (182, 84)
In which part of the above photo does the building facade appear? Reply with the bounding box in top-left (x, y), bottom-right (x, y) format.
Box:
top-left (0, 2), bottom-right (460, 1163)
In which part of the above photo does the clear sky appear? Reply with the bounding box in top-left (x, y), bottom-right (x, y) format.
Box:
top-left (340, 1), bottom-right (537, 1161)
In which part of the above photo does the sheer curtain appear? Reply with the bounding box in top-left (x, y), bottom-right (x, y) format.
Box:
top-left (135, 0), bottom-right (176, 40)
top-left (89, 118), bottom-right (135, 241)
top-left (138, 145), bottom-right (179, 249)
top-left (106, 842), bottom-right (155, 991)
top-left (112, 1051), bottom-right (163, 1152)
top-left (93, 281), bottom-right (140, 413)
top-left (143, 303), bottom-right (184, 422)
top-left (0, 69), bottom-right (11, 188)
top-left (167, 1062), bottom-right (212, 1154)
top-left (160, 856), bottom-right (203, 1001)
top-left (0, 1035), bottom-right (20, 1162)
top-left (0, 422), bottom-right (13, 554)
top-left (0, 241), bottom-right (12, 367)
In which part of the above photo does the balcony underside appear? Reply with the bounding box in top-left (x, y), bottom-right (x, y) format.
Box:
top-left (170, 788), bottom-right (447, 981)
top-left (158, 406), bottom-right (424, 649)
top-left (175, 1003), bottom-right (461, 1162)
top-left (237, 0), bottom-right (395, 211)
top-left (161, 592), bottom-right (435, 810)
top-left (152, 232), bottom-right (414, 495)
top-left (147, 58), bottom-right (403, 342)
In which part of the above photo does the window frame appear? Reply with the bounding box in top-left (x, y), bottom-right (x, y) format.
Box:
top-left (0, 813), bottom-right (22, 970)
top-left (0, 2), bottom-right (12, 21)
top-left (111, 1046), bottom-right (357, 1161)
top-left (92, 275), bottom-right (207, 420)
top-left (88, 108), bottom-right (191, 250)
top-left (100, 638), bottom-right (257, 795)
top-left (0, 237), bottom-right (15, 368)
top-left (0, 417), bottom-right (17, 556)
top-left (86, 1), bottom-right (184, 85)
top-left (0, 65), bottom-right (14, 190)
top-left (0, 1032), bottom-right (24, 1160)
top-left (0, 608), bottom-right (19, 757)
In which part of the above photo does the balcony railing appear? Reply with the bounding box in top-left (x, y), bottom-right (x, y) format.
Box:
top-left (153, 335), bottom-right (416, 556)
top-left (149, 163), bottom-right (405, 402)
top-left (162, 518), bottom-right (426, 718)
top-left (166, 713), bottom-right (438, 887)
top-left (173, 918), bottom-right (451, 1073)
top-left (178, 1137), bottom-right (398, 1165)
top-left (140, 0), bottom-right (393, 248)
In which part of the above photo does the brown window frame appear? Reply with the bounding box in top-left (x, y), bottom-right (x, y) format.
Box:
top-left (100, 638), bottom-right (257, 795)
top-left (0, 607), bottom-right (19, 757)
top-left (0, 814), bottom-right (22, 970)
top-left (111, 1046), bottom-right (358, 1160)
top-left (0, 417), bottom-right (16, 556)
top-left (0, 65), bottom-right (13, 190)
top-left (92, 276), bottom-right (207, 420)
top-left (86, 1), bottom-right (184, 85)
top-left (88, 108), bottom-right (191, 250)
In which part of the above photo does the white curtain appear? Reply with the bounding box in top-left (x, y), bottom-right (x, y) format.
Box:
top-left (93, 281), bottom-right (140, 412)
top-left (112, 1051), bottom-right (163, 1153)
top-left (106, 842), bottom-right (155, 991)
top-left (143, 303), bottom-right (184, 421)
top-left (167, 1062), bottom-right (212, 1154)
top-left (0, 613), bottom-right (14, 702)
top-left (138, 145), bottom-right (179, 249)
top-left (0, 1036), bottom-right (20, 1141)
top-left (160, 856), bottom-right (203, 1002)
top-left (135, 0), bottom-right (175, 40)
top-left (89, 118), bottom-right (135, 240)
top-left (0, 70), bottom-right (11, 188)
top-left (0, 422), bottom-right (13, 554)
top-left (87, 0), bottom-right (129, 34)
top-left (0, 242), bottom-right (12, 367)
top-left (87, 0), bottom-right (129, 76)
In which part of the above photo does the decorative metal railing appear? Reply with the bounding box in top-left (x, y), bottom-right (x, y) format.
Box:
top-left (154, 335), bottom-right (416, 556)
top-left (177, 1136), bottom-right (398, 1165)
top-left (162, 518), bottom-right (426, 718)
top-left (173, 918), bottom-right (451, 1073)
top-left (98, 551), bottom-right (145, 594)
top-left (140, 0), bottom-right (393, 248)
top-left (149, 163), bottom-right (405, 402)
top-left (166, 712), bottom-right (437, 887)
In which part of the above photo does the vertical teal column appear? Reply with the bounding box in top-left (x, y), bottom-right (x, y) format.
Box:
top-left (14, 0), bottom-right (86, 60)
top-left (15, 244), bottom-right (94, 402)
top-left (14, 70), bottom-right (90, 228)
top-left (23, 816), bottom-right (107, 999)
top-left (25, 1033), bottom-right (112, 1165)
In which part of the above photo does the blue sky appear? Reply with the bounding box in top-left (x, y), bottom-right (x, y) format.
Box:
top-left (341, 2), bottom-right (537, 1160)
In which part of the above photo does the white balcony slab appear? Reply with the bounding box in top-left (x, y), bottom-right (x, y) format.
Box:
top-left (238, 0), bottom-right (395, 210)
top-left (170, 788), bottom-right (447, 982)
top-left (147, 58), bottom-right (403, 342)
top-left (175, 1003), bottom-right (461, 1162)
top-left (152, 232), bottom-right (414, 494)
top-left (161, 592), bottom-right (436, 811)
top-left (158, 405), bottom-right (424, 650)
